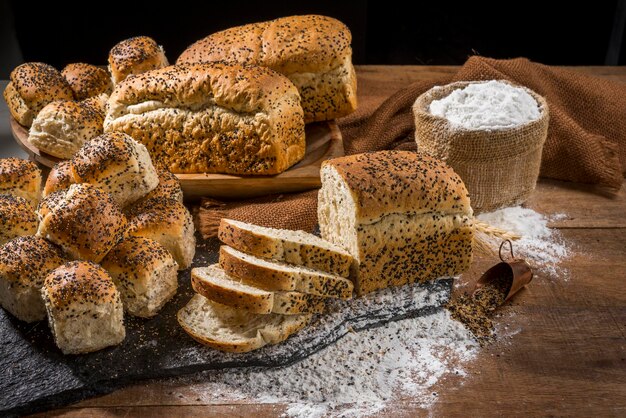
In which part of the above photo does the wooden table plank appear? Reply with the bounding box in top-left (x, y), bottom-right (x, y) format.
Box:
top-left (27, 66), bottom-right (626, 417)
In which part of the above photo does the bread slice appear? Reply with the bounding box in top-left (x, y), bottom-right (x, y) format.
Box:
top-left (219, 246), bottom-right (354, 299)
top-left (218, 218), bottom-right (353, 277)
top-left (177, 294), bottom-right (311, 353)
top-left (191, 265), bottom-right (326, 315)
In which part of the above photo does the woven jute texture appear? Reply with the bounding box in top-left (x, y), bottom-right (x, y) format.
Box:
top-left (413, 80), bottom-right (550, 213)
top-left (196, 57), bottom-right (625, 238)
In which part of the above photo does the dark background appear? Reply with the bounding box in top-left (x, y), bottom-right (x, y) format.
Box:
top-left (1, 0), bottom-right (625, 78)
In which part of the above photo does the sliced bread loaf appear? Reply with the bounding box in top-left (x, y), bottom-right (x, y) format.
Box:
top-left (177, 294), bottom-right (311, 353)
top-left (219, 245), bottom-right (354, 299)
top-left (191, 265), bottom-right (326, 315)
top-left (218, 218), bottom-right (353, 277)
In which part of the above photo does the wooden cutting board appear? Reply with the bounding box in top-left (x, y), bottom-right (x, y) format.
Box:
top-left (10, 118), bottom-right (344, 200)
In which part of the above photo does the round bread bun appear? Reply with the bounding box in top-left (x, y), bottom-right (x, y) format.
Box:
top-left (0, 158), bottom-right (42, 208)
top-left (108, 36), bottom-right (168, 84)
top-left (3, 62), bottom-right (74, 127)
top-left (43, 161), bottom-right (76, 197)
top-left (37, 183), bottom-right (128, 263)
top-left (61, 63), bottom-right (113, 100)
top-left (101, 236), bottom-right (178, 317)
top-left (0, 236), bottom-right (67, 323)
top-left (0, 194), bottom-right (38, 246)
top-left (28, 96), bottom-right (106, 159)
top-left (126, 197), bottom-right (195, 270)
top-left (42, 260), bottom-right (125, 354)
top-left (133, 168), bottom-right (183, 206)
top-left (70, 131), bottom-right (159, 207)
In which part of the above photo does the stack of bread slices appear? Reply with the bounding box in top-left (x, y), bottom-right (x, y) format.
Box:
top-left (177, 218), bottom-right (355, 353)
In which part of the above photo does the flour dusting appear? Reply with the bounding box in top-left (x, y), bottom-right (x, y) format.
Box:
top-left (169, 294), bottom-right (477, 417)
top-left (429, 80), bottom-right (541, 130)
top-left (477, 206), bottom-right (569, 278)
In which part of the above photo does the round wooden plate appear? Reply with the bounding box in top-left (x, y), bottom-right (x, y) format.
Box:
top-left (10, 118), bottom-right (344, 200)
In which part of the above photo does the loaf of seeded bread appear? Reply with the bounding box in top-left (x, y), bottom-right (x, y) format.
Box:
top-left (104, 63), bottom-right (305, 175)
top-left (218, 218), bottom-right (353, 277)
top-left (219, 245), bottom-right (353, 299)
top-left (42, 261), bottom-right (125, 354)
top-left (3, 62), bottom-right (74, 127)
top-left (177, 15), bottom-right (357, 123)
top-left (177, 294), bottom-right (311, 353)
top-left (318, 151), bottom-right (474, 295)
top-left (28, 94), bottom-right (107, 159)
top-left (191, 265), bottom-right (326, 315)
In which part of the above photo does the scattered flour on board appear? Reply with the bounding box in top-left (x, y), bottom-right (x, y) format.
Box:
top-left (169, 309), bottom-right (477, 417)
top-left (477, 206), bottom-right (569, 278)
top-left (429, 80), bottom-right (541, 130)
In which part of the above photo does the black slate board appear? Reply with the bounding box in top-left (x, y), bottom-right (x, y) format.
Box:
top-left (0, 235), bottom-right (452, 416)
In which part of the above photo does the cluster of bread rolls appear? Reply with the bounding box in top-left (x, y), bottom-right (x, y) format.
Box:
top-left (4, 36), bottom-right (169, 161)
top-left (4, 15), bottom-right (357, 175)
top-left (0, 133), bottom-right (195, 355)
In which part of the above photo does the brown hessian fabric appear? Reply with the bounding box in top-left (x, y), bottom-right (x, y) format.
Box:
top-left (196, 57), bottom-right (626, 238)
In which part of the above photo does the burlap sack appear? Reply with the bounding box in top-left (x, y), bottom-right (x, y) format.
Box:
top-left (413, 80), bottom-right (549, 213)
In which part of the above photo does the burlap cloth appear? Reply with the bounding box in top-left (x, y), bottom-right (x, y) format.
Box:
top-left (413, 80), bottom-right (550, 213)
top-left (197, 57), bottom-right (626, 238)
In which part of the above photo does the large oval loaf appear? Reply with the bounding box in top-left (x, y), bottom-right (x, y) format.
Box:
top-left (177, 15), bottom-right (357, 123)
top-left (104, 63), bottom-right (305, 175)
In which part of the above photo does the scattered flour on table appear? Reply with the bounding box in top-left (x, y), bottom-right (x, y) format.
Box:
top-left (163, 207), bottom-right (569, 416)
top-left (169, 309), bottom-right (477, 417)
top-left (477, 206), bottom-right (569, 278)
top-left (429, 80), bottom-right (541, 130)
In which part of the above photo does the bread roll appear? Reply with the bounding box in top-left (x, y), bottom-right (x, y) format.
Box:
top-left (101, 236), bottom-right (178, 318)
top-left (0, 158), bottom-right (42, 208)
top-left (70, 132), bottom-right (159, 207)
top-left (104, 63), bottom-right (305, 175)
top-left (318, 151), bottom-right (474, 295)
top-left (108, 36), bottom-right (168, 84)
top-left (37, 183), bottom-right (128, 263)
top-left (132, 168), bottom-right (183, 206)
top-left (42, 261), bottom-right (125, 354)
top-left (126, 197), bottom-right (195, 270)
top-left (28, 95), bottom-right (106, 159)
top-left (3, 62), bottom-right (74, 127)
top-left (62, 63), bottom-right (113, 100)
top-left (0, 194), bottom-right (38, 246)
top-left (0, 236), bottom-right (67, 322)
top-left (43, 161), bottom-right (76, 197)
top-left (177, 15), bottom-right (357, 123)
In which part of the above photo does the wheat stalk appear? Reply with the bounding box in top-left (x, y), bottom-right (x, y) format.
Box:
top-left (472, 220), bottom-right (521, 256)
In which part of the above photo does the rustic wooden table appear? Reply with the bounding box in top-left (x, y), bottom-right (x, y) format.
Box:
top-left (18, 66), bottom-right (626, 417)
